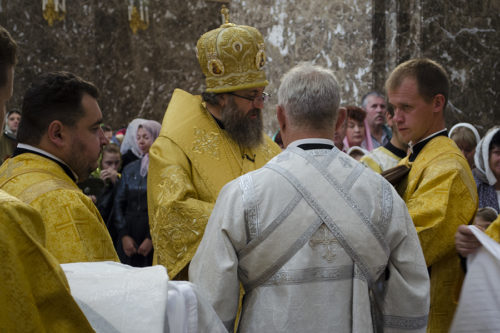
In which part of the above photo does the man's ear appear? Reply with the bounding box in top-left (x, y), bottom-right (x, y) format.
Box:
top-left (335, 107), bottom-right (347, 131)
top-left (433, 94), bottom-right (446, 113)
top-left (277, 105), bottom-right (286, 132)
top-left (218, 94), bottom-right (227, 109)
top-left (46, 120), bottom-right (66, 148)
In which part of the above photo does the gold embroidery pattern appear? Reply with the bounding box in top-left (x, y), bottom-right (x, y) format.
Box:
top-left (205, 71), bottom-right (265, 91)
top-left (154, 204), bottom-right (209, 271)
top-left (157, 165), bottom-right (192, 200)
top-left (192, 127), bottom-right (221, 160)
top-left (151, 165), bottom-right (210, 276)
top-left (309, 224), bottom-right (338, 262)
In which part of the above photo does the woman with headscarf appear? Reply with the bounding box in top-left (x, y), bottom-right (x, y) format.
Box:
top-left (449, 122), bottom-right (481, 169)
top-left (0, 109), bottom-right (20, 161)
top-left (473, 127), bottom-right (500, 213)
top-left (119, 118), bottom-right (146, 172)
top-left (114, 120), bottom-right (161, 267)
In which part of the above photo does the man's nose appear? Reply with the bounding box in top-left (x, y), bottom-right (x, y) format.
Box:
top-left (99, 128), bottom-right (109, 145)
top-left (393, 109), bottom-right (403, 123)
top-left (253, 97), bottom-right (264, 109)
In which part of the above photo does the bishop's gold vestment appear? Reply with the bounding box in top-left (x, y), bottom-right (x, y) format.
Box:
top-left (0, 153), bottom-right (118, 263)
top-left (148, 89), bottom-right (281, 278)
top-left (398, 136), bottom-right (478, 333)
top-left (0, 190), bottom-right (94, 332)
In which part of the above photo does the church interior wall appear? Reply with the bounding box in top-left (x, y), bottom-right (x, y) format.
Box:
top-left (0, 0), bottom-right (498, 136)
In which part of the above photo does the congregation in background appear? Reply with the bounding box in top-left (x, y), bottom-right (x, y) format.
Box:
top-left (1, 4), bottom-right (500, 333)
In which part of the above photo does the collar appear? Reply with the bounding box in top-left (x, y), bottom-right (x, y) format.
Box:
top-left (288, 138), bottom-right (335, 150)
top-left (384, 141), bottom-right (407, 159)
top-left (14, 143), bottom-right (79, 182)
top-left (409, 129), bottom-right (448, 162)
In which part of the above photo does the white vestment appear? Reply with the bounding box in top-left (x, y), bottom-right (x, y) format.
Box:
top-left (450, 226), bottom-right (500, 332)
top-left (62, 261), bottom-right (227, 333)
top-left (190, 143), bottom-right (430, 333)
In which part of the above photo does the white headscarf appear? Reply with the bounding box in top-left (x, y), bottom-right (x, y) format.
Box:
top-left (474, 127), bottom-right (500, 186)
top-left (449, 122), bottom-right (481, 145)
top-left (120, 118), bottom-right (146, 157)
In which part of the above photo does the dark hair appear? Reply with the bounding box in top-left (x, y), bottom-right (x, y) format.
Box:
top-left (201, 91), bottom-right (222, 106)
top-left (345, 105), bottom-right (366, 123)
top-left (0, 25), bottom-right (17, 87)
top-left (385, 58), bottom-right (450, 107)
top-left (490, 129), bottom-right (500, 151)
top-left (6, 109), bottom-right (21, 117)
top-left (18, 71), bottom-right (99, 145)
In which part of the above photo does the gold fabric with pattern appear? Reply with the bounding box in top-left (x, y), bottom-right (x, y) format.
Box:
top-left (0, 153), bottom-right (118, 264)
top-left (196, 6), bottom-right (268, 93)
top-left (0, 190), bottom-right (94, 332)
top-left (397, 136), bottom-right (478, 333)
top-left (148, 89), bottom-right (280, 278)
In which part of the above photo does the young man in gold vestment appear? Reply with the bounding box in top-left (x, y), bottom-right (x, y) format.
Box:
top-left (147, 6), bottom-right (281, 279)
top-left (0, 71), bottom-right (118, 264)
top-left (387, 58), bottom-right (478, 332)
top-left (0, 25), bottom-right (94, 332)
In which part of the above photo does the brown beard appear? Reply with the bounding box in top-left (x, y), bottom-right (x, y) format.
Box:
top-left (221, 97), bottom-right (264, 148)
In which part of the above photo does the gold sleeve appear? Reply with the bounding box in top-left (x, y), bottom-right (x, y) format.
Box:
top-left (0, 192), bottom-right (94, 332)
top-left (406, 158), bottom-right (477, 266)
top-left (148, 135), bottom-right (214, 278)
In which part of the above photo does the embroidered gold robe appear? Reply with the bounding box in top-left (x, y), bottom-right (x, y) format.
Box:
top-left (0, 153), bottom-right (118, 263)
top-left (398, 136), bottom-right (478, 333)
top-left (148, 88), bottom-right (281, 278)
top-left (0, 190), bottom-right (94, 332)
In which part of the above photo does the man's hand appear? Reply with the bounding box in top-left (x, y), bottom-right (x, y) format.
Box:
top-left (137, 238), bottom-right (153, 256)
top-left (100, 168), bottom-right (118, 185)
top-left (455, 225), bottom-right (482, 257)
top-left (122, 235), bottom-right (137, 257)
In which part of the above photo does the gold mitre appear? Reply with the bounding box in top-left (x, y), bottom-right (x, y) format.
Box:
top-left (196, 5), bottom-right (268, 93)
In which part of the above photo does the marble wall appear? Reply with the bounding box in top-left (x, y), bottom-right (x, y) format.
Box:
top-left (0, 0), bottom-right (498, 135)
top-left (0, 0), bottom-right (221, 129)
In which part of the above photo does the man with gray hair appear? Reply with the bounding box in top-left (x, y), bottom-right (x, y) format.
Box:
top-left (190, 63), bottom-right (430, 332)
top-left (362, 91), bottom-right (392, 148)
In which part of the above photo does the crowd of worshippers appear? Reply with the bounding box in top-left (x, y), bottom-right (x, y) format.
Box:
top-left (1, 4), bottom-right (500, 333)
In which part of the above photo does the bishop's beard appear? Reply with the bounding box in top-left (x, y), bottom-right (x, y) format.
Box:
top-left (221, 97), bottom-right (264, 149)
